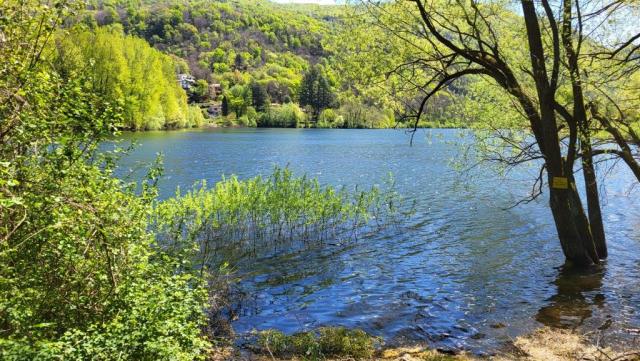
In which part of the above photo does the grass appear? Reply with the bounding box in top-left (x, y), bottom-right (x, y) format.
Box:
top-left (256, 327), bottom-right (380, 360)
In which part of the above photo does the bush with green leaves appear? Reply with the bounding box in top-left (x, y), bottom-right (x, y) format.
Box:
top-left (316, 108), bottom-right (344, 128)
top-left (0, 1), bottom-right (209, 359)
top-left (258, 103), bottom-right (305, 127)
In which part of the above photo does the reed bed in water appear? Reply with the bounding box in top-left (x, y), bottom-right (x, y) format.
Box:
top-left (152, 167), bottom-right (410, 266)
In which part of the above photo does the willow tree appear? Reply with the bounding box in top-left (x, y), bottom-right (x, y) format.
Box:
top-left (350, 0), bottom-right (640, 265)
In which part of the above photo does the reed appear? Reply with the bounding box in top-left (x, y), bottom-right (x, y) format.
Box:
top-left (152, 167), bottom-right (409, 269)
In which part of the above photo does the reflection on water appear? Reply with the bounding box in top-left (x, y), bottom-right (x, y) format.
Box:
top-left (109, 128), bottom-right (640, 353)
top-left (536, 265), bottom-right (606, 330)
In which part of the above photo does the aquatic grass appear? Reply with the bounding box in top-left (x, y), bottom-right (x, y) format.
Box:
top-left (152, 166), bottom-right (409, 269)
top-left (256, 327), bottom-right (379, 360)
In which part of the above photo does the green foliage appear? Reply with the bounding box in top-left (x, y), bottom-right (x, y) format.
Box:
top-left (80, 0), bottom-right (326, 106)
top-left (188, 105), bottom-right (207, 128)
top-left (153, 167), bottom-right (405, 267)
top-left (221, 95), bottom-right (230, 116)
top-left (1, 1), bottom-right (209, 358)
top-left (317, 108), bottom-right (343, 128)
top-left (1, 266), bottom-right (209, 361)
top-left (258, 103), bottom-right (305, 128)
top-left (330, 3), bottom-right (474, 129)
top-left (299, 65), bottom-right (337, 121)
top-left (226, 84), bottom-right (252, 117)
top-left (251, 81), bottom-right (270, 112)
top-left (190, 79), bottom-right (210, 102)
top-left (55, 27), bottom-right (194, 130)
top-left (336, 100), bottom-right (396, 129)
top-left (318, 327), bottom-right (377, 359)
top-left (257, 327), bottom-right (379, 360)
top-left (258, 329), bottom-right (291, 355)
top-left (71, 0), bottom-right (419, 129)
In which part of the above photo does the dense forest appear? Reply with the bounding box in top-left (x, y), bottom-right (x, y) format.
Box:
top-left (53, 0), bottom-right (401, 129)
top-left (56, 27), bottom-right (205, 130)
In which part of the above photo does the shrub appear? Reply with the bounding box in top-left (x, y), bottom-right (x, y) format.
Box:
top-left (1, 3), bottom-right (209, 358)
top-left (318, 327), bottom-right (376, 359)
top-left (337, 101), bottom-right (396, 129)
top-left (258, 103), bottom-right (304, 127)
top-left (187, 105), bottom-right (206, 128)
top-left (317, 108), bottom-right (343, 128)
top-left (257, 329), bottom-right (291, 356)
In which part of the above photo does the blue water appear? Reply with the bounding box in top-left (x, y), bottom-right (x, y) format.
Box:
top-left (109, 128), bottom-right (640, 353)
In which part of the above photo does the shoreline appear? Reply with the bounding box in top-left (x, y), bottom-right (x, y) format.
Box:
top-left (209, 327), bottom-right (640, 361)
top-left (116, 122), bottom-right (469, 133)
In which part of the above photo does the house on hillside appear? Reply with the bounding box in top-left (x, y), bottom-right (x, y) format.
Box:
top-left (178, 74), bottom-right (196, 90)
top-left (209, 83), bottom-right (222, 99)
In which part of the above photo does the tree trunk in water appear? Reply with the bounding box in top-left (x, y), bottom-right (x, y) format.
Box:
top-left (521, 0), bottom-right (599, 266)
top-left (559, 0), bottom-right (607, 260)
top-left (581, 138), bottom-right (607, 259)
top-left (548, 184), bottom-right (600, 266)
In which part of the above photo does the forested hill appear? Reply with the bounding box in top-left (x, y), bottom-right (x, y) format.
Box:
top-left (73, 1), bottom-right (348, 124)
top-left (68, 0), bottom-right (445, 130)
top-left (85, 0), bottom-right (338, 78)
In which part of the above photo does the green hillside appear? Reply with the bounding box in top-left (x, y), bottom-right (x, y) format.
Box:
top-left (69, 0), bottom-right (401, 129)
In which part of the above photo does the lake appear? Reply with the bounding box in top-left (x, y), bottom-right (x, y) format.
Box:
top-left (109, 128), bottom-right (640, 354)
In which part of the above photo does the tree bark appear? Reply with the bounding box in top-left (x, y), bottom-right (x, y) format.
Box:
top-left (580, 137), bottom-right (607, 259)
top-left (522, 0), bottom-right (599, 265)
top-left (560, 0), bottom-right (607, 259)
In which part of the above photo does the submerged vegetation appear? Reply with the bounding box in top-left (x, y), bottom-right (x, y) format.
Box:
top-left (154, 167), bottom-right (408, 267)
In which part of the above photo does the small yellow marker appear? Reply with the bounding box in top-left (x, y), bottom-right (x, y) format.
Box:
top-left (552, 177), bottom-right (569, 189)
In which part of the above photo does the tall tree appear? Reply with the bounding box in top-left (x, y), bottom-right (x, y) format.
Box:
top-left (234, 53), bottom-right (246, 71)
top-left (221, 95), bottom-right (229, 116)
top-left (251, 81), bottom-right (269, 112)
top-left (299, 65), bottom-right (336, 122)
top-left (353, 0), bottom-right (640, 265)
top-left (559, 0), bottom-right (606, 257)
top-left (228, 84), bottom-right (251, 117)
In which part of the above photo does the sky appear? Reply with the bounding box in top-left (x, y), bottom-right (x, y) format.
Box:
top-left (270, 0), bottom-right (339, 5)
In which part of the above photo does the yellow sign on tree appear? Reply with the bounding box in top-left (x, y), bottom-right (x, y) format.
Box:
top-left (552, 177), bottom-right (569, 189)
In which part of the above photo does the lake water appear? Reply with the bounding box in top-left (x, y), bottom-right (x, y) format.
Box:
top-left (110, 128), bottom-right (640, 354)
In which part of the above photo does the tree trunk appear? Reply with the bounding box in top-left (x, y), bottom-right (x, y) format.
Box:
top-left (559, 0), bottom-right (607, 260)
top-left (522, 0), bottom-right (599, 266)
top-left (549, 184), bottom-right (600, 266)
top-left (581, 137), bottom-right (607, 259)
